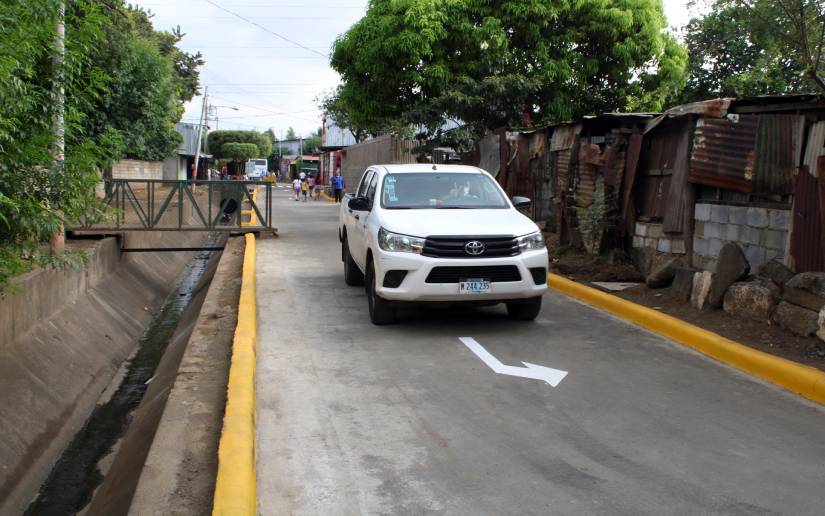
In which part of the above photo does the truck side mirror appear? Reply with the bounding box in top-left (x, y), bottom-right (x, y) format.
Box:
top-left (512, 196), bottom-right (531, 209)
top-left (348, 196), bottom-right (371, 211)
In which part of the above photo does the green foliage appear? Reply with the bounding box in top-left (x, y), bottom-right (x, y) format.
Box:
top-left (302, 132), bottom-right (322, 154)
top-left (328, 0), bottom-right (687, 139)
top-left (680, 2), bottom-right (816, 101)
top-left (221, 142), bottom-right (259, 162)
top-left (208, 130), bottom-right (271, 159)
top-left (695, 0), bottom-right (825, 93)
top-left (0, 0), bottom-right (201, 292)
top-left (284, 126), bottom-right (297, 140)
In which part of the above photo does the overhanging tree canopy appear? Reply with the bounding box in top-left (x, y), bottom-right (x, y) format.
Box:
top-left (208, 130), bottom-right (271, 159)
top-left (327, 0), bottom-right (687, 139)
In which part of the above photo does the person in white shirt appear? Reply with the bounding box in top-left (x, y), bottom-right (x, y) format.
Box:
top-left (299, 171), bottom-right (306, 180)
top-left (292, 178), bottom-right (301, 201)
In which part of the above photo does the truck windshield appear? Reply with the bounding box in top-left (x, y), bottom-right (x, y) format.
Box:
top-left (381, 173), bottom-right (509, 209)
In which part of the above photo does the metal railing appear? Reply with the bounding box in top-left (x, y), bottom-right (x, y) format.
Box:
top-left (73, 179), bottom-right (273, 232)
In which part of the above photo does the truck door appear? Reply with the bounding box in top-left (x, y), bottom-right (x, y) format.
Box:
top-left (347, 169), bottom-right (373, 267)
top-left (354, 172), bottom-right (379, 267)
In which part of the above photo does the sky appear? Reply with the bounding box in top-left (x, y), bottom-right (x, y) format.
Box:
top-left (133, 1), bottom-right (699, 139)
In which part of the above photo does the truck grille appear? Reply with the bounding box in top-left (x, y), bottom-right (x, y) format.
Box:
top-left (422, 235), bottom-right (520, 258)
top-left (425, 266), bottom-right (521, 283)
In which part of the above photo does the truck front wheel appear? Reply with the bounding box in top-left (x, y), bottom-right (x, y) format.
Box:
top-left (343, 237), bottom-right (364, 286)
top-left (506, 297), bottom-right (542, 321)
top-left (366, 262), bottom-right (396, 325)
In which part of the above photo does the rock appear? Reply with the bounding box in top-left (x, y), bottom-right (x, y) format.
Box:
top-left (691, 270), bottom-right (714, 310)
top-left (646, 257), bottom-right (681, 289)
top-left (757, 259), bottom-right (794, 287)
top-left (818, 307), bottom-right (825, 342)
top-left (783, 272), bottom-right (825, 312)
top-left (723, 281), bottom-right (779, 321)
top-left (708, 242), bottom-right (750, 308)
top-left (772, 301), bottom-right (820, 337)
top-left (672, 266), bottom-right (699, 301)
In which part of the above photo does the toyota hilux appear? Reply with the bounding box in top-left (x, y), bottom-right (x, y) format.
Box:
top-left (339, 164), bottom-right (548, 324)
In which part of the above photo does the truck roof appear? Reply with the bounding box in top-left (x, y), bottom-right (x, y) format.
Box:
top-left (374, 164), bottom-right (486, 174)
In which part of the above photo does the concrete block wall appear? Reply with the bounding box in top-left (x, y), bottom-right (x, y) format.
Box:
top-left (632, 222), bottom-right (687, 255)
top-left (693, 203), bottom-right (789, 271)
top-left (112, 159), bottom-right (163, 180)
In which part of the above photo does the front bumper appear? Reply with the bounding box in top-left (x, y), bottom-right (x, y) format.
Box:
top-left (374, 248), bottom-right (548, 302)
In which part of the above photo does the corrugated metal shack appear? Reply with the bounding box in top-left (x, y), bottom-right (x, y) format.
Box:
top-left (467, 94), bottom-right (825, 274)
top-left (632, 95), bottom-right (825, 273)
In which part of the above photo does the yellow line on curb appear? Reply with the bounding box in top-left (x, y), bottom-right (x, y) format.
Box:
top-left (547, 273), bottom-right (825, 405)
top-left (213, 233), bottom-right (257, 515)
top-left (319, 189), bottom-right (337, 204)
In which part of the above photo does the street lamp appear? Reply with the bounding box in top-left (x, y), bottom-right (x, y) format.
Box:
top-left (208, 105), bottom-right (239, 130)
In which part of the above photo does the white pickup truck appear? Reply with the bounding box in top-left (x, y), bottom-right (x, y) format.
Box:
top-left (339, 164), bottom-right (548, 324)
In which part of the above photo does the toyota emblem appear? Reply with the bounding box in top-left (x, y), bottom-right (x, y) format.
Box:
top-left (464, 240), bottom-right (486, 256)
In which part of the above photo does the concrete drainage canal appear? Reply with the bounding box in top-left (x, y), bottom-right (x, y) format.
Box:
top-left (24, 234), bottom-right (225, 515)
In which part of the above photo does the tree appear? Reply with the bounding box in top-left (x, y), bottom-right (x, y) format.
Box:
top-left (207, 130), bottom-right (271, 159)
top-left (301, 128), bottom-right (322, 154)
top-left (329, 0), bottom-right (687, 140)
top-left (285, 126), bottom-right (297, 140)
top-left (716, 0), bottom-right (825, 94)
top-left (221, 143), bottom-right (259, 171)
top-left (0, 0), bottom-right (202, 291)
top-left (680, 2), bottom-right (817, 101)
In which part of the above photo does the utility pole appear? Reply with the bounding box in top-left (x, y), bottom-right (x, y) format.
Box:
top-left (49, 0), bottom-right (66, 256)
top-left (192, 86), bottom-right (208, 180)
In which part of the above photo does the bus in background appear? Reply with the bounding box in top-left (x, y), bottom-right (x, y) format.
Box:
top-left (245, 159), bottom-right (268, 179)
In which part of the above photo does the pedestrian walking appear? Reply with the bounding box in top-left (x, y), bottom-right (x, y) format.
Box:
top-left (301, 177), bottom-right (309, 202)
top-left (331, 170), bottom-right (345, 203)
top-left (292, 177), bottom-right (301, 201)
top-left (308, 176), bottom-right (316, 201)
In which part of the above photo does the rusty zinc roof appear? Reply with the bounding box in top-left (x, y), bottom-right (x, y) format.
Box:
top-left (688, 114), bottom-right (758, 192)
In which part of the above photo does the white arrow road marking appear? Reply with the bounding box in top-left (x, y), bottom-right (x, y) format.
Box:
top-left (459, 337), bottom-right (568, 387)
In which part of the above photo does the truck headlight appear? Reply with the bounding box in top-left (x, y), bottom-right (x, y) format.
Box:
top-left (378, 228), bottom-right (425, 254)
top-left (518, 231), bottom-right (546, 251)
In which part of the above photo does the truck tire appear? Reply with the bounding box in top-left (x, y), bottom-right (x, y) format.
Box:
top-left (343, 237), bottom-right (364, 286)
top-left (506, 296), bottom-right (542, 321)
top-left (366, 262), bottom-right (396, 325)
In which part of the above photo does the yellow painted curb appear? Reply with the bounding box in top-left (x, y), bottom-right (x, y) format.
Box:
top-left (319, 189), bottom-right (337, 204)
top-left (213, 233), bottom-right (257, 515)
top-left (548, 273), bottom-right (825, 405)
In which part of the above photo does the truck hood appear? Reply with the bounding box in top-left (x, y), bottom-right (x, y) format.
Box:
top-left (379, 208), bottom-right (539, 238)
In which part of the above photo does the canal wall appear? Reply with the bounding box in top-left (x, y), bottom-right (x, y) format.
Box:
top-left (0, 231), bottom-right (206, 516)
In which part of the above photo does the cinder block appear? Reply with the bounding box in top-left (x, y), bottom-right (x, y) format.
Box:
top-left (644, 237), bottom-right (657, 248)
top-left (693, 236), bottom-right (709, 256)
top-left (747, 207), bottom-right (769, 228)
top-left (704, 221), bottom-right (722, 239)
top-left (764, 229), bottom-right (787, 251)
top-left (710, 204), bottom-right (730, 223)
top-left (657, 239), bottom-right (672, 253)
top-left (708, 238), bottom-right (723, 257)
top-left (635, 223), bottom-right (648, 237)
top-left (671, 239), bottom-right (686, 254)
top-left (769, 210), bottom-right (790, 231)
top-left (729, 206), bottom-right (748, 225)
top-left (695, 203), bottom-right (712, 222)
top-left (740, 226), bottom-right (762, 246)
top-left (633, 235), bottom-right (645, 248)
top-left (744, 245), bottom-right (767, 268)
top-left (694, 221), bottom-right (705, 237)
top-left (648, 224), bottom-right (664, 239)
top-left (723, 224), bottom-right (740, 241)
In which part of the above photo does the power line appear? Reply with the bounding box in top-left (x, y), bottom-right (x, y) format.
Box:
top-left (202, 0), bottom-right (330, 58)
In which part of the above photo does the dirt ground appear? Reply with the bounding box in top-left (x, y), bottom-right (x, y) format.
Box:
top-left (546, 233), bottom-right (825, 372)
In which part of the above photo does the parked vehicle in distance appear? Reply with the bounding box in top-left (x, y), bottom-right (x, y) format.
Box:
top-left (245, 159), bottom-right (268, 179)
top-left (339, 164), bottom-right (548, 324)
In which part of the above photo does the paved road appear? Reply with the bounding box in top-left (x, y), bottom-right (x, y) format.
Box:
top-left (256, 187), bottom-right (825, 515)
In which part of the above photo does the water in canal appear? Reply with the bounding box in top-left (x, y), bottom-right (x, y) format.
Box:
top-left (24, 244), bottom-right (218, 516)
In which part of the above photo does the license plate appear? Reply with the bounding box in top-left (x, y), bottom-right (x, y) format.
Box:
top-left (459, 279), bottom-right (491, 294)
